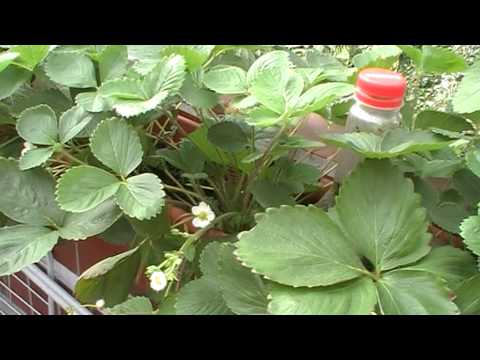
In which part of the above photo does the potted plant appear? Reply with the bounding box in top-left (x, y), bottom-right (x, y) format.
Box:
top-left (1, 45), bottom-right (480, 315)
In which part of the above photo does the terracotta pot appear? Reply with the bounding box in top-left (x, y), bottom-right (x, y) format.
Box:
top-left (154, 110), bottom-right (202, 143)
top-left (174, 111), bottom-right (201, 142)
top-left (52, 237), bottom-right (130, 276)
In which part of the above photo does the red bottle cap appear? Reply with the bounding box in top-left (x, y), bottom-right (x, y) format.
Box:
top-left (355, 68), bottom-right (407, 109)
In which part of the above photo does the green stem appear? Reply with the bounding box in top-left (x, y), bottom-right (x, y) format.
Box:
top-left (241, 122), bottom-right (290, 215)
top-left (206, 178), bottom-right (227, 209)
top-left (61, 150), bottom-right (88, 166)
top-left (232, 172), bottom-right (247, 208)
top-left (163, 184), bottom-right (204, 201)
top-left (0, 136), bottom-right (20, 150)
top-left (163, 167), bottom-right (197, 204)
top-left (181, 212), bottom-right (237, 252)
top-left (191, 179), bottom-right (208, 202)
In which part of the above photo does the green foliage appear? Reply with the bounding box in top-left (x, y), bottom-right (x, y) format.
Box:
top-left (453, 60), bottom-right (480, 114)
top-left (0, 226), bottom-right (59, 276)
top-left (236, 160), bottom-right (465, 314)
top-left (45, 52), bottom-right (97, 88)
top-left (353, 45), bottom-right (402, 69)
top-left (75, 246), bottom-right (142, 307)
top-left (104, 296), bottom-right (154, 315)
top-left (400, 45), bottom-right (468, 74)
top-left (1, 45), bottom-right (480, 315)
top-left (321, 128), bottom-right (451, 158)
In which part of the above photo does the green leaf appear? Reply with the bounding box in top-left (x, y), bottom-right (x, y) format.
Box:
top-left (0, 51), bottom-right (20, 73)
top-left (0, 225), bottom-right (59, 276)
top-left (128, 207), bottom-right (170, 240)
top-left (415, 110), bottom-right (473, 133)
top-left (105, 296), bottom-right (153, 315)
top-left (155, 140), bottom-right (205, 174)
top-left (161, 45), bottom-right (214, 71)
top-left (58, 199), bottom-right (122, 241)
top-left (216, 243), bottom-right (269, 315)
top-left (75, 91), bottom-right (111, 113)
top-left (19, 146), bottom-right (54, 170)
top-left (10, 88), bottom-right (72, 118)
top-left (204, 65), bottom-right (247, 94)
top-left (296, 68), bottom-right (325, 87)
top-left (266, 157), bottom-right (322, 193)
top-left (337, 160), bottom-right (431, 271)
top-left (269, 277), bottom-right (377, 315)
top-left (398, 45), bottom-right (422, 66)
top-left (143, 55), bottom-right (186, 96)
top-left (180, 73), bottom-right (218, 109)
top-left (155, 295), bottom-right (177, 315)
top-left (115, 173), bottom-right (165, 220)
top-left (250, 180), bottom-right (296, 208)
top-left (420, 46), bottom-right (467, 74)
top-left (401, 246), bottom-right (478, 290)
top-left (247, 51), bottom-right (291, 113)
top-left (75, 246), bottom-right (141, 307)
top-left (413, 177), bottom-right (469, 234)
top-left (127, 45), bottom-right (164, 61)
top-left (428, 201), bottom-right (472, 235)
top-left (99, 79), bottom-right (166, 118)
top-left (465, 148), bottom-right (480, 178)
top-left (453, 61), bottom-right (480, 114)
top-left (56, 166), bottom-right (120, 213)
top-left (284, 71), bottom-right (304, 109)
top-left (199, 242), bottom-right (224, 278)
top-left (353, 45), bottom-right (401, 69)
top-left (304, 50), bottom-right (354, 82)
top-left (230, 95), bottom-right (258, 111)
top-left (16, 104), bottom-right (58, 145)
top-left (460, 215), bottom-right (480, 257)
top-left (10, 45), bottom-right (49, 71)
top-left (396, 151), bottom-right (462, 178)
top-left (98, 45), bottom-right (128, 82)
top-left (76, 112), bottom-right (112, 138)
top-left (100, 216), bottom-right (136, 246)
top-left (0, 158), bottom-right (64, 226)
top-left (321, 128), bottom-right (451, 158)
top-left (175, 278), bottom-right (233, 315)
top-left (454, 275), bottom-right (480, 314)
top-left (236, 205), bottom-right (365, 287)
top-left (0, 65), bottom-right (32, 100)
top-left (58, 106), bottom-right (93, 143)
top-left (207, 121), bottom-right (248, 153)
top-left (295, 82), bottom-right (355, 115)
top-left (376, 270), bottom-right (459, 315)
top-left (453, 169), bottom-right (480, 209)
top-left (90, 118), bottom-right (143, 177)
top-left (45, 52), bottom-right (97, 88)
top-left (188, 125), bottom-right (251, 170)
top-left (246, 106), bottom-right (282, 127)
top-left (0, 103), bottom-right (15, 125)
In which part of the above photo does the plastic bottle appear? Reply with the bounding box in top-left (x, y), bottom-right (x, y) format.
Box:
top-left (334, 68), bottom-right (407, 181)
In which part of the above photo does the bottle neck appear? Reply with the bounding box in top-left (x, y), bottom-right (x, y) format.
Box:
top-left (356, 99), bottom-right (402, 114)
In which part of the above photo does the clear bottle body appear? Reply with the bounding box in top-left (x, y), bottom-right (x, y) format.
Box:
top-left (334, 102), bottom-right (402, 181)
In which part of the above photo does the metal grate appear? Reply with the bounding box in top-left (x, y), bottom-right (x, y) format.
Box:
top-left (0, 253), bottom-right (92, 316)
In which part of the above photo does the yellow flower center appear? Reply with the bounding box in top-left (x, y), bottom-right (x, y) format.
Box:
top-left (197, 211), bottom-right (209, 221)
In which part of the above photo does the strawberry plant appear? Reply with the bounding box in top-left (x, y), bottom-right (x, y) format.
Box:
top-left (0, 45), bottom-right (479, 315)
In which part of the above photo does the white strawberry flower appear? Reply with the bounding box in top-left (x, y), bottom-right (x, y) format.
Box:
top-left (150, 271), bottom-right (168, 292)
top-left (191, 202), bottom-right (215, 229)
top-left (21, 142), bottom-right (36, 156)
top-left (95, 299), bottom-right (105, 308)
